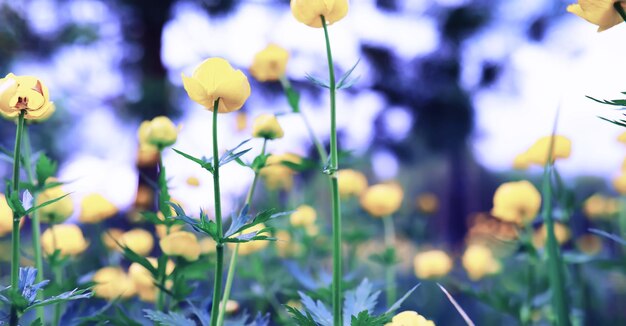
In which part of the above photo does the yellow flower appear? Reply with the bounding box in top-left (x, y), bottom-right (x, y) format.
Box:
top-left (567, 0), bottom-right (626, 32)
top-left (416, 193), bottom-right (438, 214)
top-left (0, 194), bottom-right (14, 237)
top-left (275, 230), bottom-right (303, 257)
top-left (79, 193), bottom-right (117, 224)
top-left (182, 58), bottom-right (251, 113)
top-left (290, 205), bottom-right (317, 227)
top-left (225, 300), bottom-right (240, 314)
top-left (235, 112), bottom-right (248, 132)
top-left (93, 267), bottom-right (136, 300)
top-left (614, 174), bottom-right (626, 194)
top-left (0, 73), bottom-right (54, 120)
top-left (525, 135), bottom-right (571, 166)
top-left (385, 311), bottom-right (435, 326)
top-left (138, 116), bottom-right (178, 149)
top-left (413, 250), bottom-right (453, 279)
top-left (102, 228), bottom-right (124, 251)
top-left (462, 244), bottom-right (500, 281)
top-left (187, 176), bottom-right (200, 187)
top-left (228, 223), bottom-right (269, 256)
top-left (128, 257), bottom-right (175, 302)
top-left (291, 0), bottom-right (349, 28)
top-left (491, 180), bottom-right (541, 225)
top-left (252, 113), bottom-right (284, 140)
top-left (155, 204), bottom-right (184, 238)
top-left (260, 153), bottom-right (301, 191)
top-left (619, 131), bottom-right (626, 144)
top-left (249, 44), bottom-right (290, 82)
top-left (337, 169), bottom-right (368, 199)
top-left (532, 222), bottom-right (571, 248)
top-left (306, 224), bottom-right (320, 237)
top-left (120, 228), bottom-right (154, 256)
top-left (576, 234), bottom-right (603, 255)
top-left (200, 237), bottom-right (217, 255)
top-left (36, 179), bottom-right (74, 224)
top-left (583, 193), bottom-right (618, 219)
top-left (360, 183), bottom-right (404, 217)
top-left (512, 152), bottom-right (531, 170)
top-left (41, 224), bottom-right (88, 257)
top-left (160, 231), bottom-right (201, 261)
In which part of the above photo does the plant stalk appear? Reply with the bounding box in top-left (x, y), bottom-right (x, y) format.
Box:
top-left (156, 151), bottom-right (170, 311)
top-left (9, 112), bottom-right (25, 326)
top-left (382, 216), bottom-right (396, 304)
top-left (210, 99), bottom-right (225, 326)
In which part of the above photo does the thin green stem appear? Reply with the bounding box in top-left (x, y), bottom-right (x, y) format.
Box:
top-left (52, 264), bottom-right (63, 326)
top-left (9, 112), bottom-right (25, 326)
top-left (382, 216), bottom-right (396, 304)
top-left (156, 151), bottom-right (170, 311)
top-left (210, 100), bottom-right (225, 326)
top-left (23, 127), bottom-right (46, 322)
top-left (217, 139), bottom-right (267, 326)
top-left (619, 196), bottom-right (626, 256)
top-left (614, 2), bottom-right (626, 22)
top-left (541, 164), bottom-right (570, 326)
top-left (321, 15), bottom-right (343, 326)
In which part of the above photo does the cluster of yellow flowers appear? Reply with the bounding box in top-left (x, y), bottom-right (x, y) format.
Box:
top-left (583, 193), bottom-right (619, 219)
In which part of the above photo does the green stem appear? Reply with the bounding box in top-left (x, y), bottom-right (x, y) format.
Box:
top-left (382, 216), bottom-right (396, 304)
top-left (52, 264), bottom-right (63, 326)
top-left (321, 15), bottom-right (343, 326)
top-left (614, 2), bottom-right (626, 22)
top-left (216, 139), bottom-right (267, 326)
top-left (23, 127), bottom-right (46, 322)
top-left (210, 99), bottom-right (225, 326)
top-left (9, 112), bottom-right (25, 326)
top-left (540, 164), bottom-right (570, 326)
top-left (619, 196), bottom-right (626, 256)
top-left (156, 151), bottom-right (170, 311)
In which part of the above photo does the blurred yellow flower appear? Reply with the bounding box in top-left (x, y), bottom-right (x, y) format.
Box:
top-left (252, 114), bottom-right (284, 140)
top-left (160, 231), bottom-right (201, 261)
top-left (462, 244), bottom-right (500, 281)
top-left (260, 153), bottom-right (301, 191)
top-left (200, 237), bottom-right (217, 255)
top-left (532, 222), bottom-right (571, 248)
top-left (229, 223), bottom-right (269, 256)
top-left (290, 205), bottom-right (317, 227)
top-left (619, 131), bottom-right (626, 144)
top-left (275, 230), bottom-right (303, 257)
top-left (416, 193), bottom-right (438, 214)
top-left (235, 112), bottom-right (248, 131)
top-left (138, 116), bottom-right (178, 149)
top-left (182, 58), bottom-right (251, 113)
top-left (385, 311), bottom-right (435, 326)
top-left (413, 250), bottom-right (452, 279)
top-left (525, 135), bottom-right (571, 166)
top-left (249, 44), bottom-right (289, 82)
top-left (567, 0), bottom-right (626, 32)
top-left (187, 176), bottom-right (200, 187)
top-left (0, 73), bottom-right (54, 120)
top-left (120, 228), bottom-right (154, 256)
top-left (305, 224), bottom-right (320, 237)
top-left (491, 180), bottom-right (541, 225)
top-left (337, 169), bottom-right (368, 199)
top-left (36, 179), bottom-right (74, 223)
top-left (576, 234), bottom-right (603, 255)
top-left (93, 267), bottom-right (136, 300)
top-left (41, 224), bottom-right (88, 257)
top-left (583, 193), bottom-right (618, 219)
top-left (102, 228), bottom-right (124, 251)
top-left (613, 174), bottom-right (626, 194)
top-left (79, 193), bottom-right (117, 224)
top-left (128, 257), bottom-right (175, 302)
top-left (155, 207), bottom-right (184, 238)
top-left (512, 152), bottom-right (531, 170)
top-left (360, 183), bottom-right (404, 217)
top-left (0, 194), bottom-right (14, 237)
top-left (291, 0), bottom-right (349, 28)
top-left (225, 300), bottom-right (240, 314)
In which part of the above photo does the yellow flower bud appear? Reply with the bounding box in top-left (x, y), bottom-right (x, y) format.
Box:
top-left (567, 0), bottom-right (626, 32)
top-left (462, 244), bottom-right (500, 281)
top-left (120, 228), bottom-right (154, 256)
top-left (0, 194), bottom-right (14, 237)
top-left (36, 180), bottom-right (74, 224)
top-left (41, 224), bottom-right (89, 257)
top-left (102, 228), bottom-right (124, 251)
top-left (138, 116), bottom-right (178, 148)
top-left (291, 0), bottom-right (349, 28)
top-left (228, 223), bottom-right (269, 256)
top-left (187, 176), bottom-right (200, 187)
top-left (79, 193), bottom-right (117, 224)
top-left (290, 205), bottom-right (317, 227)
top-left (337, 169), bottom-right (368, 199)
top-left (0, 73), bottom-right (54, 120)
top-left (532, 222), bottom-right (571, 249)
top-left (182, 58), bottom-right (251, 113)
top-left (160, 231), bottom-right (201, 261)
top-left (413, 250), bottom-right (452, 279)
top-left (385, 311), bottom-right (435, 326)
top-left (249, 44), bottom-right (289, 82)
top-left (93, 267), bottom-right (136, 300)
top-left (491, 180), bottom-right (541, 225)
top-left (251, 113), bottom-right (284, 140)
top-left (576, 234), bottom-right (603, 255)
top-left (416, 193), bottom-right (438, 214)
top-left (260, 153), bottom-right (301, 191)
top-left (360, 183), bottom-right (404, 217)
top-left (525, 135), bottom-right (571, 166)
top-left (583, 193), bottom-right (618, 219)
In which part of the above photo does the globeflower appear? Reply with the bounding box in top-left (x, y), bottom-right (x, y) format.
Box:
top-left (249, 44), bottom-right (289, 82)
top-left (413, 250), bottom-right (453, 279)
top-left (290, 205), bottom-right (317, 227)
top-left (291, 0), bottom-right (349, 28)
top-left (79, 193), bottom-right (118, 224)
top-left (252, 113), bottom-right (284, 140)
top-left (360, 183), bottom-right (404, 217)
top-left (260, 153), bottom-right (301, 191)
top-left (182, 58), bottom-right (251, 113)
top-left (138, 116), bottom-right (178, 149)
top-left (337, 169), bottom-right (368, 199)
top-left (462, 244), bottom-right (500, 281)
top-left (525, 135), bottom-right (571, 166)
top-left (41, 224), bottom-right (89, 257)
top-left (36, 179), bottom-right (74, 223)
top-left (160, 231), bottom-right (201, 261)
top-left (93, 267), bottom-right (136, 300)
top-left (491, 180), bottom-right (541, 225)
top-left (120, 228), bottom-right (154, 256)
top-left (532, 222), bottom-right (571, 248)
top-left (583, 193), bottom-right (618, 219)
top-left (128, 257), bottom-right (175, 302)
top-left (567, 0), bottom-right (626, 32)
top-left (385, 311), bottom-right (435, 326)
top-left (0, 73), bottom-right (54, 120)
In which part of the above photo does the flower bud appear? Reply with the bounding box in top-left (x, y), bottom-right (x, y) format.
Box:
top-left (413, 250), bottom-right (452, 279)
top-left (79, 193), bottom-right (117, 224)
top-left (160, 231), bottom-right (201, 261)
top-left (93, 267), bottom-right (136, 300)
top-left (252, 114), bottom-right (284, 140)
top-left (337, 169), bottom-right (367, 199)
top-left (290, 205), bottom-right (317, 227)
top-left (249, 44), bottom-right (289, 82)
top-left (385, 311), bottom-right (435, 326)
top-left (138, 116), bottom-right (178, 149)
top-left (360, 183), bottom-right (404, 217)
top-left (525, 135), bottom-right (571, 166)
top-left (291, 0), bottom-right (349, 28)
top-left (491, 180), bottom-right (541, 225)
top-left (120, 228), bottom-right (154, 256)
top-left (462, 244), bottom-right (500, 281)
top-left (41, 224), bottom-right (89, 257)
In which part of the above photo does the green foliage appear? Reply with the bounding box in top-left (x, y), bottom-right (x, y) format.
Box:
top-left (35, 154), bottom-right (57, 187)
top-left (369, 248), bottom-right (399, 267)
top-left (350, 311), bottom-right (392, 326)
top-left (285, 87), bottom-right (300, 113)
top-left (285, 305), bottom-right (317, 326)
top-left (144, 309), bottom-right (195, 326)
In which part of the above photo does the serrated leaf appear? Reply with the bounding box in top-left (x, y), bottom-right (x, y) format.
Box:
top-left (144, 309), bottom-right (195, 326)
top-left (172, 148), bottom-right (213, 173)
top-left (224, 209), bottom-right (290, 238)
top-left (299, 292), bottom-right (333, 326)
top-left (285, 305), bottom-right (318, 326)
top-left (343, 279), bottom-right (380, 323)
top-left (350, 310), bottom-right (392, 326)
top-left (586, 95), bottom-right (626, 107)
top-left (437, 283), bottom-right (475, 326)
top-left (305, 73), bottom-right (331, 89)
top-left (26, 288), bottom-right (92, 311)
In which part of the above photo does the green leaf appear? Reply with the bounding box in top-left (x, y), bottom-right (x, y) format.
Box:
top-left (26, 288), bottom-right (93, 311)
top-left (24, 192), bottom-right (72, 216)
top-left (385, 284), bottom-right (419, 314)
top-left (30, 318), bottom-right (44, 326)
top-left (336, 59), bottom-right (361, 90)
top-left (106, 230), bottom-right (158, 277)
top-left (586, 95), bottom-right (626, 107)
top-left (251, 153), bottom-right (271, 171)
top-left (172, 148), bottom-right (213, 173)
top-left (589, 228), bottom-right (626, 246)
top-left (218, 139), bottom-right (252, 167)
top-left (351, 310), bottom-right (392, 326)
top-left (285, 86), bottom-right (300, 113)
top-left (305, 73), bottom-right (331, 89)
top-left (6, 189), bottom-right (26, 217)
top-left (285, 305), bottom-right (317, 326)
top-left (437, 283), bottom-right (475, 326)
top-left (35, 154), bottom-right (57, 187)
top-left (143, 309), bottom-right (195, 326)
top-left (369, 248), bottom-right (399, 266)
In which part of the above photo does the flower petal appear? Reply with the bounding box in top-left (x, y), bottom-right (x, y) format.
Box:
top-left (213, 70), bottom-right (251, 113)
top-left (182, 74), bottom-right (214, 108)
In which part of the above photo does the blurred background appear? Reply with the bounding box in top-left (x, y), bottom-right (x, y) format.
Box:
top-left (2, 0), bottom-right (626, 280)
